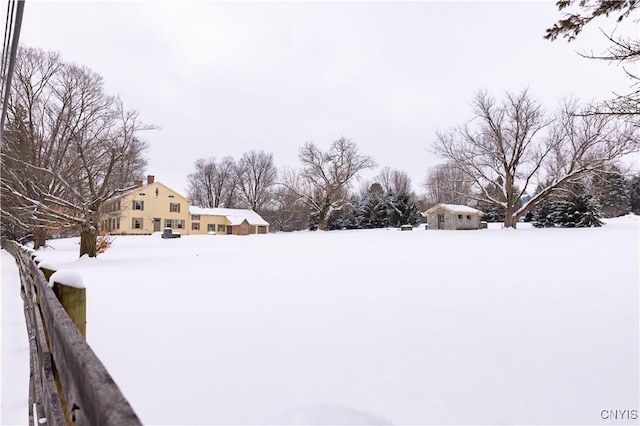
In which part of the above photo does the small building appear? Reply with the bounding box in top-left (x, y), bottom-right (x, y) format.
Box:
top-left (423, 204), bottom-right (484, 230)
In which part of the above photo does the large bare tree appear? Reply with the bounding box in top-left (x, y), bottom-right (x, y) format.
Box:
top-left (433, 89), bottom-right (639, 228)
top-left (1, 47), bottom-right (151, 256)
top-left (282, 137), bottom-right (376, 231)
top-left (186, 156), bottom-right (238, 208)
top-left (376, 166), bottom-right (413, 195)
top-left (236, 150), bottom-right (277, 213)
top-left (261, 182), bottom-right (311, 232)
top-left (423, 162), bottom-right (474, 206)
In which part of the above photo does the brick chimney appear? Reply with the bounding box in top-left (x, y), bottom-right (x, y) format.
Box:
top-left (135, 180), bottom-right (143, 188)
top-left (147, 175), bottom-right (155, 185)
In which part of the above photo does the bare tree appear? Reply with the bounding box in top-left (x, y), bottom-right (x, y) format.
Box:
top-left (376, 166), bottom-right (413, 194)
top-left (260, 182), bottom-right (310, 232)
top-left (236, 150), bottom-right (277, 213)
top-left (423, 162), bottom-right (474, 205)
top-left (1, 47), bottom-right (151, 256)
top-left (186, 156), bottom-right (238, 208)
top-left (282, 137), bottom-right (376, 230)
top-left (433, 89), bottom-right (639, 228)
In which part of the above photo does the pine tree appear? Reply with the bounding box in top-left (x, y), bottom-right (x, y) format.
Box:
top-left (628, 174), bottom-right (640, 214)
top-left (385, 192), bottom-right (421, 227)
top-left (574, 195), bottom-right (604, 227)
top-left (592, 171), bottom-right (631, 218)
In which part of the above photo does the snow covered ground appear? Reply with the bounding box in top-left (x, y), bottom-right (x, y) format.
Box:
top-left (1, 250), bottom-right (30, 425)
top-left (2, 217), bottom-right (639, 425)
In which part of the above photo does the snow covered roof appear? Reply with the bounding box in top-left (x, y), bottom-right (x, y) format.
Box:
top-left (189, 206), bottom-right (269, 226)
top-left (424, 204), bottom-right (483, 215)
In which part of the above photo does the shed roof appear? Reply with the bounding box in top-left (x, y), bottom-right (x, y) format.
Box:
top-left (424, 203), bottom-right (483, 215)
top-left (189, 206), bottom-right (270, 226)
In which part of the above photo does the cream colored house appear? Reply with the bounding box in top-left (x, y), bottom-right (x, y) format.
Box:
top-left (101, 176), bottom-right (269, 235)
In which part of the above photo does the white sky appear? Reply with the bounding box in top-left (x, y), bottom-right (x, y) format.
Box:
top-left (16, 0), bottom-right (637, 194)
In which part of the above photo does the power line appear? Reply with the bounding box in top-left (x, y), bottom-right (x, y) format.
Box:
top-left (0, 0), bottom-right (25, 142)
top-left (1, 0), bottom-right (16, 103)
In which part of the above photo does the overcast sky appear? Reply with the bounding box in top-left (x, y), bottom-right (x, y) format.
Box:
top-left (16, 1), bottom-right (636, 194)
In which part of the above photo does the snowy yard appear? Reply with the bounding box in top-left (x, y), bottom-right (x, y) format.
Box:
top-left (3, 217), bottom-right (639, 425)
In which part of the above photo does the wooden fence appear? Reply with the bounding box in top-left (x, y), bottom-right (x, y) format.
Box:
top-left (3, 240), bottom-right (142, 426)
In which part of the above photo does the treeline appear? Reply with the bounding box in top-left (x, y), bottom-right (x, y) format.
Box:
top-left (186, 142), bottom-right (425, 232)
top-left (3, 46), bottom-right (640, 258)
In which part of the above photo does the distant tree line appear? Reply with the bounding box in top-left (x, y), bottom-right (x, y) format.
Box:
top-left (186, 139), bottom-right (425, 232)
top-left (3, 39), bottom-right (640, 257)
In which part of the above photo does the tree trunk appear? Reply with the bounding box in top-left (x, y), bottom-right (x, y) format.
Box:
top-left (317, 202), bottom-right (331, 231)
top-left (504, 207), bottom-right (518, 229)
top-left (33, 226), bottom-right (47, 249)
top-left (79, 226), bottom-right (98, 257)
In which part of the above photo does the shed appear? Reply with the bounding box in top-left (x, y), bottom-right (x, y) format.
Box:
top-left (423, 204), bottom-right (484, 230)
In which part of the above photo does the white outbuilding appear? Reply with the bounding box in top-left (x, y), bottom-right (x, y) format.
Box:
top-left (423, 204), bottom-right (485, 230)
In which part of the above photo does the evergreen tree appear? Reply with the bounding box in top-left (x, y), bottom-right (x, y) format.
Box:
top-left (327, 205), bottom-right (356, 230)
top-left (354, 191), bottom-right (387, 228)
top-left (531, 200), bottom-right (557, 228)
top-left (531, 194), bottom-right (603, 228)
top-left (574, 195), bottom-right (604, 227)
top-left (591, 171), bottom-right (631, 217)
top-left (628, 174), bottom-right (640, 214)
top-left (385, 192), bottom-right (421, 227)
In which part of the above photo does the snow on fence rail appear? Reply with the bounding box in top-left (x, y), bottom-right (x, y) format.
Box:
top-left (3, 240), bottom-right (142, 426)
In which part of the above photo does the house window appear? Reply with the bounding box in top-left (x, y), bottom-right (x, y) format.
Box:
top-left (155, 188), bottom-right (159, 197)
top-left (467, 215), bottom-right (471, 220)
top-left (133, 200), bottom-right (144, 210)
top-left (207, 224), bottom-right (215, 232)
top-left (170, 203), bottom-right (181, 213)
top-left (458, 214), bottom-right (462, 219)
top-left (217, 224), bottom-right (226, 232)
top-left (191, 215), bottom-right (200, 221)
top-left (192, 222), bottom-right (200, 231)
top-left (116, 217), bottom-right (120, 229)
top-left (132, 217), bottom-right (143, 229)
top-left (438, 214), bottom-right (445, 223)
top-left (165, 219), bottom-right (173, 228)
top-left (175, 220), bottom-right (185, 229)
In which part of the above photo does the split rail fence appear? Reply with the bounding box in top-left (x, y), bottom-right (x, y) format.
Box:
top-left (3, 240), bottom-right (142, 426)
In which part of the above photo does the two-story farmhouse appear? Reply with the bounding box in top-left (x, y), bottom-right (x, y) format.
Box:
top-left (101, 176), bottom-right (269, 235)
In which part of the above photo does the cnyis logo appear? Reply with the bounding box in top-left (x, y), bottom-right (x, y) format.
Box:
top-left (600, 409), bottom-right (638, 420)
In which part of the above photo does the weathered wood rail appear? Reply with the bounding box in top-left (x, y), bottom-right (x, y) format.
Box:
top-left (3, 240), bottom-right (142, 426)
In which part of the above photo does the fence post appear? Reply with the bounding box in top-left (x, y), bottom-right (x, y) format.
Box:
top-left (52, 283), bottom-right (86, 339)
top-left (39, 265), bottom-right (87, 339)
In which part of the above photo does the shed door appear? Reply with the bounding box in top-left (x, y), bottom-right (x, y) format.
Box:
top-left (437, 214), bottom-right (445, 230)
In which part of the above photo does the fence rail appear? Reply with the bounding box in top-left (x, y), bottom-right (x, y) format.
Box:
top-left (4, 240), bottom-right (142, 426)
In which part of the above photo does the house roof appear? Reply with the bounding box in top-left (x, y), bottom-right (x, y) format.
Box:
top-left (424, 203), bottom-right (483, 215)
top-left (189, 206), bottom-right (270, 226)
top-left (116, 181), bottom-right (188, 201)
